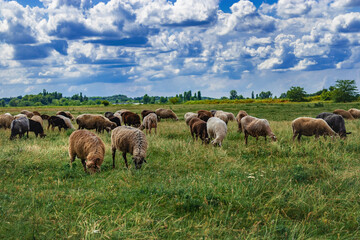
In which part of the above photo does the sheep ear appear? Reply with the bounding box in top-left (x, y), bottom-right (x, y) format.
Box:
top-left (144, 159), bottom-right (147, 163)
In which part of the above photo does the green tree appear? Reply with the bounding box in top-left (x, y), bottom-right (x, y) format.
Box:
top-left (159, 96), bottom-right (167, 103)
top-left (230, 90), bottom-right (238, 100)
top-left (143, 94), bottom-right (150, 104)
top-left (150, 97), bottom-right (155, 104)
top-left (169, 97), bottom-right (179, 104)
top-left (287, 86), bottom-right (306, 102)
top-left (101, 100), bottom-right (110, 106)
top-left (0, 99), bottom-right (5, 107)
top-left (332, 80), bottom-right (358, 102)
top-left (259, 91), bottom-right (272, 99)
top-left (251, 91), bottom-right (255, 99)
top-left (9, 98), bottom-right (19, 107)
top-left (197, 91), bottom-right (201, 100)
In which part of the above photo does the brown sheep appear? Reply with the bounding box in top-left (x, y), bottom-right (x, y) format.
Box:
top-left (69, 130), bottom-right (105, 174)
top-left (236, 110), bottom-right (248, 132)
top-left (241, 116), bottom-right (276, 145)
top-left (139, 113), bottom-right (157, 134)
top-left (292, 117), bottom-right (336, 142)
top-left (348, 108), bottom-right (360, 119)
top-left (155, 108), bottom-right (178, 121)
top-left (197, 110), bottom-right (212, 122)
top-left (191, 120), bottom-right (209, 144)
top-left (185, 112), bottom-right (198, 126)
top-left (33, 111), bottom-right (41, 116)
top-left (31, 115), bottom-right (43, 126)
top-left (122, 112), bottom-right (141, 127)
top-left (333, 109), bottom-right (355, 120)
top-left (0, 114), bottom-right (14, 129)
top-left (141, 110), bottom-right (156, 120)
top-left (20, 110), bottom-right (34, 118)
top-left (225, 112), bottom-right (236, 121)
top-left (56, 111), bottom-right (75, 121)
top-left (76, 114), bottom-right (117, 133)
top-left (214, 111), bottom-right (229, 124)
top-left (111, 126), bottom-right (148, 169)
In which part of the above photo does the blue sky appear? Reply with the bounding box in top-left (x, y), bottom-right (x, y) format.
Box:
top-left (1, 0), bottom-right (360, 98)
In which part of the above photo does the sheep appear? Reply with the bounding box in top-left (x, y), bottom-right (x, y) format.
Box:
top-left (155, 108), bottom-right (178, 121)
top-left (0, 114), bottom-right (14, 129)
top-left (292, 117), bottom-right (336, 142)
top-left (69, 129), bottom-right (105, 174)
top-left (122, 112), bottom-right (141, 127)
top-left (348, 108), bottom-right (360, 119)
top-left (210, 110), bottom-right (217, 116)
top-left (57, 115), bottom-right (75, 129)
top-left (184, 112), bottom-right (198, 125)
top-left (191, 119), bottom-right (209, 144)
top-left (14, 114), bottom-right (28, 119)
top-left (107, 115), bottom-right (121, 127)
top-left (111, 126), bottom-right (148, 169)
top-left (56, 111), bottom-right (75, 121)
top-left (333, 109), bottom-right (355, 120)
top-left (41, 114), bottom-right (50, 120)
top-left (10, 117), bottom-right (29, 140)
top-left (139, 113), bottom-right (157, 134)
top-left (4, 113), bottom-right (12, 116)
top-left (76, 114), bottom-right (117, 133)
top-left (214, 111), bottom-right (229, 124)
top-left (316, 112), bottom-right (351, 138)
top-left (48, 116), bottom-right (68, 131)
top-left (225, 112), bottom-right (236, 121)
top-left (141, 110), bottom-right (156, 120)
top-left (31, 115), bottom-right (43, 126)
top-left (33, 111), bottom-right (41, 116)
top-left (20, 110), bottom-right (34, 118)
top-left (241, 116), bottom-right (276, 145)
top-left (236, 110), bottom-right (248, 132)
top-left (104, 112), bottom-right (114, 118)
top-left (29, 119), bottom-right (46, 138)
top-left (207, 117), bottom-right (227, 147)
top-left (115, 109), bottom-right (131, 124)
top-left (197, 110), bottom-right (212, 122)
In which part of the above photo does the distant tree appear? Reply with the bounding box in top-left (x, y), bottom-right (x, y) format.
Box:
top-left (230, 90), bottom-right (238, 100)
top-left (102, 100), bottom-right (110, 106)
top-left (237, 95), bottom-right (244, 99)
top-left (169, 97), bottom-right (179, 104)
top-left (197, 91), bottom-right (201, 100)
top-left (95, 99), bottom-right (102, 105)
top-left (150, 97), bottom-right (155, 104)
top-left (80, 92), bottom-right (83, 102)
top-left (332, 80), bottom-right (358, 102)
top-left (160, 96), bottom-right (167, 103)
top-left (0, 99), bottom-right (5, 107)
top-left (251, 91), bottom-right (255, 99)
top-left (279, 93), bottom-right (287, 98)
top-left (221, 96), bottom-right (228, 100)
top-left (143, 94), bottom-right (150, 104)
top-left (259, 91), bottom-right (272, 99)
top-left (9, 98), bottom-right (19, 107)
top-left (287, 86), bottom-right (306, 102)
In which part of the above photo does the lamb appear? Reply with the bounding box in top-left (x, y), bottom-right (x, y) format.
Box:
top-left (69, 130), bottom-right (105, 174)
top-left (197, 110), bottom-right (212, 122)
top-left (76, 114), bottom-right (117, 133)
top-left (333, 109), bottom-right (355, 120)
top-left (57, 115), bottom-right (75, 129)
top-left (348, 108), bottom-right (360, 119)
top-left (111, 126), bottom-right (148, 169)
top-left (10, 117), bottom-right (29, 140)
top-left (241, 116), bottom-right (276, 145)
top-left (184, 112), bottom-right (198, 125)
top-left (214, 111), bottom-right (229, 124)
top-left (236, 110), bottom-right (248, 132)
top-left (122, 112), bottom-right (141, 127)
top-left (29, 119), bottom-right (46, 138)
top-left (316, 112), bottom-right (350, 138)
top-left (155, 108), bottom-right (178, 121)
top-left (191, 119), bottom-right (209, 144)
top-left (139, 113), bottom-right (157, 134)
top-left (141, 110), bottom-right (156, 120)
top-left (56, 111), bottom-right (75, 121)
top-left (48, 116), bottom-right (68, 131)
top-left (292, 117), bottom-right (336, 142)
top-left (207, 117), bottom-right (227, 147)
top-left (0, 114), bottom-right (14, 129)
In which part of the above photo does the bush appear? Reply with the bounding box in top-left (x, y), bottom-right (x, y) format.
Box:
top-left (102, 100), bottom-right (110, 106)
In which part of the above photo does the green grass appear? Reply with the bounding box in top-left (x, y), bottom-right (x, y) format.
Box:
top-left (1, 102), bottom-right (360, 239)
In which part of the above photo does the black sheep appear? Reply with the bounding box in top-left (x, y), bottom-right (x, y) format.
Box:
top-left (316, 112), bottom-right (351, 138)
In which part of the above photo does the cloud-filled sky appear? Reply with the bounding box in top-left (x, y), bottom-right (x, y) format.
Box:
top-left (1, 0), bottom-right (360, 98)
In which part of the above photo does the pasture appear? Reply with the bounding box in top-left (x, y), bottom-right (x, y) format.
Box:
top-left (1, 102), bottom-right (360, 239)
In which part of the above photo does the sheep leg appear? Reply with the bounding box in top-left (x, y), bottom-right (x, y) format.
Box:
top-left (245, 132), bottom-right (248, 145)
top-left (81, 159), bottom-right (87, 172)
top-left (112, 148), bottom-right (116, 169)
top-left (297, 134), bottom-right (301, 142)
top-left (292, 132), bottom-right (298, 142)
top-left (26, 131), bottom-right (29, 138)
top-left (264, 136), bottom-right (267, 142)
top-left (123, 152), bottom-right (129, 168)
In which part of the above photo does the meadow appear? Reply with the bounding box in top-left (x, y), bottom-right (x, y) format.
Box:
top-left (1, 102), bottom-right (360, 239)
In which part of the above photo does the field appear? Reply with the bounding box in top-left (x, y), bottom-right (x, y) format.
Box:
top-left (1, 102), bottom-right (360, 239)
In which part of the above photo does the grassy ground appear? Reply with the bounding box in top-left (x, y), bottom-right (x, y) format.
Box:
top-left (1, 102), bottom-right (360, 239)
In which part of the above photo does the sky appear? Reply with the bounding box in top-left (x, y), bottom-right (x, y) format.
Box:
top-left (1, 0), bottom-right (360, 98)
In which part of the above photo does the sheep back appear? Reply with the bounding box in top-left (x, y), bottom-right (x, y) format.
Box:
top-left (292, 117), bottom-right (336, 140)
top-left (122, 112), bottom-right (141, 127)
top-left (155, 108), bottom-right (178, 121)
top-left (10, 117), bottom-right (29, 140)
top-left (348, 108), bottom-right (360, 119)
top-left (0, 114), bottom-right (14, 129)
top-left (333, 109), bottom-right (354, 120)
top-left (197, 110), bottom-right (212, 122)
top-left (207, 117), bottom-right (227, 147)
top-left (139, 113), bottom-right (157, 134)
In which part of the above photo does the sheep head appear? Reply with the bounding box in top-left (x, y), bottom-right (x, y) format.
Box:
top-left (271, 134), bottom-right (277, 142)
top-left (133, 156), bottom-right (146, 169)
top-left (86, 157), bottom-right (101, 174)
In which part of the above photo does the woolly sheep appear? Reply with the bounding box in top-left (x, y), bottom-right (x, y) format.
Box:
top-left (57, 115), bottom-right (75, 129)
top-left (29, 119), bottom-right (46, 138)
top-left (14, 114), bottom-right (27, 119)
top-left (69, 130), bottom-right (105, 174)
top-left (155, 108), bottom-right (178, 121)
top-left (20, 110), bottom-right (34, 118)
top-left (10, 117), bottom-right (29, 140)
top-left (48, 116), bottom-right (68, 131)
top-left (225, 112), bottom-right (236, 121)
top-left (184, 112), bottom-right (198, 125)
top-left (214, 111), bottom-right (229, 124)
top-left (122, 112), bottom-right (141, 127)
top-left (197, 110), bottom-right (212, 122)
top-left (316, 112), bottom-right (350, 138)
top-left (348, 108), bottom-right (360, 119)
top-left (104, 112), bottom-right (114, 118)
top-left (33, 111), bottom-right (41, 116)
top-left (56, 111), bottom-right (75, 121)
top-left (111, 126), bottom-right (148, 169)
top-left (31, 115), bottom-right (43, 126)
top-left (139, 113), bottom-right (157, 135)
top-left (292, 117), bottom-right (336, 142)
top-left (207, 117), bottom-right (227, 147)
top-left (141, 110), bottom-right (156, 120)
top-left (4, 113), bottom-right (12, 116)
top-left (236, 110), bottom-right (248, 132)
top-left (333, 109), bottom-right (355, 120)
top-left (191, 119), bottom-right (209, 144)
top-left (241, 116), bottom-right (276, 145)
top-left (76, 114), bottom-right (116, 133)
top-left (0, 114), bottom-right (14, 129)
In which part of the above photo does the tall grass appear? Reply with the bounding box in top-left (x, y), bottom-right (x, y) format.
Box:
top-left (1, 103), bottom-right (360, 238)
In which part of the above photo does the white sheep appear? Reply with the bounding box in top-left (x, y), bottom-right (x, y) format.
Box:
top-left (214, 111), bottom-right (229, 124)
top-left (207, 117), bottom-right (227, 147)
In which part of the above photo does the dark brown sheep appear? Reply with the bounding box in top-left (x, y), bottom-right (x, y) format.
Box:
top-left (333, 109), bottom-right (355, 120)
top-left (197, 110), bottom-right (212, 122)
top-left (141, 110), bottom-right (156, 120)
top-left (33, 111), bottom-right (41, 116)
top-left (76, 114), bottom-right (117, 133)
top-left (29, 119), bottom-right (46, 138)
top-left (48, 116), bottom-right (68, 131)
top-left (122, 112), bottom-right (141, 127)
top-left (191, 120), bottom-right (209, 144)
top-left (108, 115), bottom-right (121, 127)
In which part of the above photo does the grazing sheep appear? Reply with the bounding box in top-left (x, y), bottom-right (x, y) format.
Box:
top-left (76, 114), bottom-right (117, 133)
top-left (104, 112), bottom-right (114, 118)
top-left (20, 110), bottom-right (34, 118)
top-left (48, 116), bottom-right (68, 131)
top-left (236, 110), bottom-right (248, 132)
top-left (122, 112), bottom-right (141, 127)
top-left (69, 130), bottom-right (105, 174)
top-left (241, 116), bottom-right (276, 145)
top-left (114, 112), bottom-right (123, 124)
top-left (111, 126), bottom-right (148, 169)
top-left (56, 111), bottom-right (75, 121)
top-left (197, 110), bottom-right (212, 122)
top-left (31, 115), bottom-right (43, 126)
top-left (108, 115), bottom-right (121, 127)
top-left (29, 119), bottom-right (46, 138)
top-left (57, 115), bottom-right (75, 129)
top-left (333, 109), bottom-right (355, 120)
top-left (139, 113), bottom-right (157, 134)
top-left (292, 117), bottom-right (336, 142)
top-left (0, 114), bottom-right (14, 129)
top-left (207, 117), bottom-right (227, 147)
top-left (316, 112), bottom-right (350, 138)
top-left (191, 119), bottom-right (209, 144)
top-left (33, 111), bottom-right (41, 116)
top-left (214, 111), bottom-right (229, 124)
top-left (184, 112), bottom-right (198, 125)
top-left (155, 108), bottom-right (178, 121)
top-left (10, 117), bottom-right (29, 140)
top-left (15, 114), bottom-right (28, 119)
top-left (225, 112), bottom-right (236, 121)
top-left (210, 110), bottom-right (217, 116)
top-left (348, 108), bottom-right (360, 119)
top-left (41, 114), bottom-right (50, 120)
top-left (141, 110), bottom-right (156, 120)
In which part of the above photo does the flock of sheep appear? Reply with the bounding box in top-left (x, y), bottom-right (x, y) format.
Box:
top-left (0, 107), bottom-right (359, 173)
